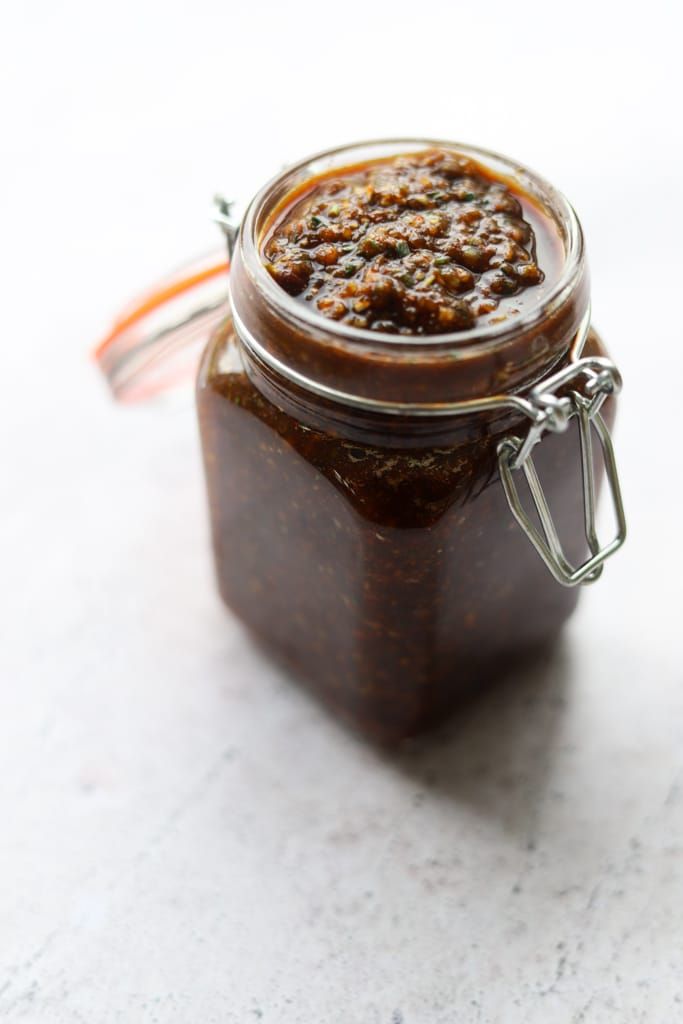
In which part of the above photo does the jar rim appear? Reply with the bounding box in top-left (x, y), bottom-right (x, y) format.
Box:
top-left (239, 136), bottom-right (584, 360)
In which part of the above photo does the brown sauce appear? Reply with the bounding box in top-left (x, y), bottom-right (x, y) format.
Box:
top-left (262, 148), bottom-right (562, 335)
top-left (197, 144), bottom-right (612, 743)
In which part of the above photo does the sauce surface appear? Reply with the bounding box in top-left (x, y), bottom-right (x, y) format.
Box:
top-left (262, 149), bottom-right (562, 336)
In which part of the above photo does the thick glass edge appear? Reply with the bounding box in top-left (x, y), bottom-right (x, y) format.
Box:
top-left (236, 137), bottom-right (585, 360)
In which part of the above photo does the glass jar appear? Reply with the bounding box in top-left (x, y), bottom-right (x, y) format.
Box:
top-left (99, 139), bottom-right (626, 743)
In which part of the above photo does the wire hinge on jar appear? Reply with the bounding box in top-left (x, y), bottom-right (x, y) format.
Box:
top-left (496, 311), bottom-right (626, 587)
top-left (214, 195), bottom-right (239, 261)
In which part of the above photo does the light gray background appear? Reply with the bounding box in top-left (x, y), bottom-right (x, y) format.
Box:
top-left (1, 2), bottom-right (682, 1020)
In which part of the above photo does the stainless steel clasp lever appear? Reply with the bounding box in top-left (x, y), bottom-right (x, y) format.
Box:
top-left (497, 335), bottom-right (626, 587)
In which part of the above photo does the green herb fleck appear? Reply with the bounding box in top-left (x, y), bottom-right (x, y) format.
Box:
top-left (309, 215), bottom-right (322, 229)
top-left (395, 240), bottom-right (410, 257)
top-left (434, 255), bottom-right (450, 266)
top-left (343, 262), bottom-right (360, 277)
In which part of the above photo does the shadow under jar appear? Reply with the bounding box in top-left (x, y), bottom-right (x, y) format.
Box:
top-left (197, 140), bottom-right (625, 744)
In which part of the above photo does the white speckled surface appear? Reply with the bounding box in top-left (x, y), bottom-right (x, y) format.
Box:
top-left (1, 2), bottom-right (682, 1020)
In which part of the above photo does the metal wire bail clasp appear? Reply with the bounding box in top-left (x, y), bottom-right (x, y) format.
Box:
top-left (213, 195), bottom-right (240, 260)
top-left (497, 319), bottom-right (627, 587)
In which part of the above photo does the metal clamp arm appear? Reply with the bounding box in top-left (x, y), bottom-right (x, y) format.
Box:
top-left (496, 320), bottom-right (626, 587)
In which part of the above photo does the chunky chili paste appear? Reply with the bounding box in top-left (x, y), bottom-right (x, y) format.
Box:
top-left (263, 149), bottom-right (557, 335)
top-left (197, 142), bottom-right (609, 742)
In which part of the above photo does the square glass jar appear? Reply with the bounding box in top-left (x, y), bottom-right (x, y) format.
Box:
top-left (196, 140), bottom-right (624, 742)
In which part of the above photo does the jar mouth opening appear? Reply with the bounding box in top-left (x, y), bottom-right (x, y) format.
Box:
top-left (240, 137), bottom-right (584, 359)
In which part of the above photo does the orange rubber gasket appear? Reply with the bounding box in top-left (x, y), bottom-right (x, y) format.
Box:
top-left (94, 258), bottom-right (230, 361)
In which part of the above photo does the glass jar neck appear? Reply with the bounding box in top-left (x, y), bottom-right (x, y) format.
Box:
top-left (229, 138), bottom-right (589, 416)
